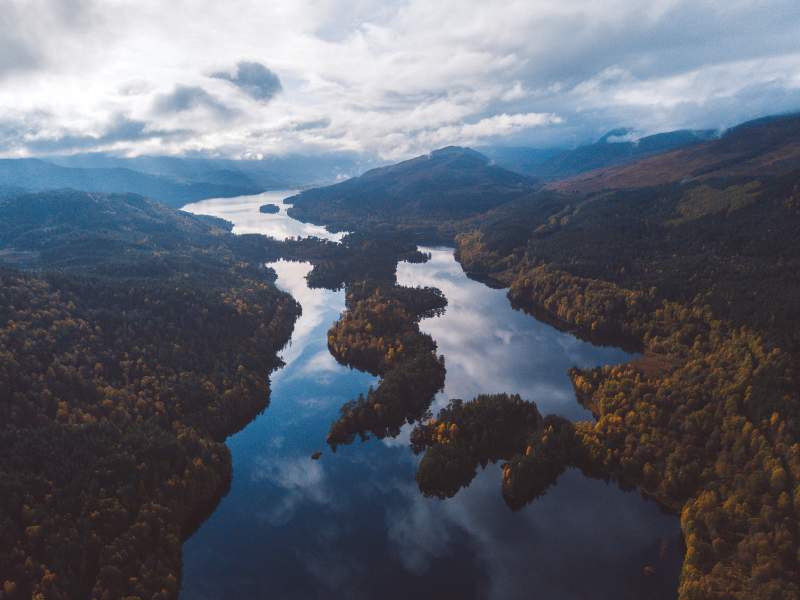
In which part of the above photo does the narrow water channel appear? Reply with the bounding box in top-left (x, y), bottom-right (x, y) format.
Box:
top-left (181, 192), bottom-right (682, 600)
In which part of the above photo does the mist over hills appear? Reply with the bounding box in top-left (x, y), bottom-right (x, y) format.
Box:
top-left (47, 152), bottom-right (372, 190)
top-left (550, 112), bottom-right (800, 194)
top-left (480, 128), bottom-right (716, 180)
top-left (0, 159), bottom-right (262, 209)
top-left (282, 112), bottom-right (800, 261)
top-left (0, 152), bottom-right (371, 209)
top-left (0, 115), bottom-right (784, 216)
top-left (266, 112), bottom-right (800, 243)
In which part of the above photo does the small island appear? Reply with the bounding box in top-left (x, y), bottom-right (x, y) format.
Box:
top-left (259, 203), bottom-right (281, 214)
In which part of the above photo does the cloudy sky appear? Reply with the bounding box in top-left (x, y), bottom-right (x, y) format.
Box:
top-left (1, 0), bottom-right (799, 160)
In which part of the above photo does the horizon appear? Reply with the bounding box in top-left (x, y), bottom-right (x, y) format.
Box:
top-left (3, 109), bottom-right (797, 166)
top-left (2, 1), bottom-right (799, 161)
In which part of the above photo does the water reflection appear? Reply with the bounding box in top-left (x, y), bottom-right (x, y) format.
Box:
top-left (389, 466), bottom-right (680, 600)
top-left (397, 247), bottom-right (633, 421)
top-left (183, 190), bottom-right (344, 241)
top-left (180, 196), bottom-right (681, 600)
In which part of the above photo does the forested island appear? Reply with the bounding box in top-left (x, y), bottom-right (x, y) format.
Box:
top-left (326, 281), bottom-right (447, 448)
top-left (244, 223), bottom-right (452, 449)
top-left (259, 203), bottom-right (280, 214)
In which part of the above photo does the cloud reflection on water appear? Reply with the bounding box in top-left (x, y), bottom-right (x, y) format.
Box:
top-left (183, 190), bottom-right (344, 241)
top-left (251, 453), bottom-right (333, 525)
top-left (397, 247), bottom-right (634, 420)
top-left (387, 460), bottom-right (680, 600)
top-left (180, 198), bottom-right (679, 600)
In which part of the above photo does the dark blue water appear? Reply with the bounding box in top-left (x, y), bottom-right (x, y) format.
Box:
top-left (182, 195), bottom-right (682, 600)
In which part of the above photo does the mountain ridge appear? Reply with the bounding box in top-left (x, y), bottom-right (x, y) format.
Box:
top-left (480, 128), bottom-right (716, 180)
top-left (0, 158), bottom-right (262, 208)
top-left (548, 113), bottom-right (800, 194)
top-left (286, 146), bottom-right (538, 230)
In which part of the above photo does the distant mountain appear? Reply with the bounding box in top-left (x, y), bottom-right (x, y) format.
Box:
top-left (0, 184), bottom-right (28, 198)
top-left (481, 128), bottom-right (715, 180)
top-left (477, 146), bottom-right (565, 178)
top-left (549, 113), bottom-right (800, 194)
top-left (48, 152), bottom-right (373, 191)
top-left (0, 158), bottom-right (262, 208)
top-left (287, 146), bottom-right (538, 229)
top-left (0, 152), bottom-right (374, 210)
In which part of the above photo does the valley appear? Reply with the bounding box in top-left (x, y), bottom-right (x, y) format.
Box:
top-left (1, 112), bottom-right (799, 600)
top-left (181, 195), bottom-right (682, 599)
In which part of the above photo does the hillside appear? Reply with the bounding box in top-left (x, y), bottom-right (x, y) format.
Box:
top-left (549, 113), bottom-right (800, 194)
top-left (0, 159), bottom-right (263, 208)
top-left (0, 190), bottom-right (300, 599)
top-left (458, 114), bottom-right (800, 359)
top-left (0, 189), bottom-right (232, 273)
top-left (477, 146), bottom-right (564, 176)
top-left (482, 128), bottom-right (714, 180)
top-left (286, 146), bottom-right (538, 231)
top-left (452, 168), bottom-right (800, 597)
top-left (446, 116), bottom-right (800, 599)
top-left (48, 151), bottom-right (371, 191)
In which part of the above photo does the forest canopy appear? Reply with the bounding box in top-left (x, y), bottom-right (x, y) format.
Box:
top-left (0, 190), bottom-right (300, 599)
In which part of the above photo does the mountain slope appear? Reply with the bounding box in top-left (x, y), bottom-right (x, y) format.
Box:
top-left (477, 146), bottom-right (565, 176)
top-left (482, 128), bottom-right (714, 179)
top-left (0, 189), bottom-right (300, 599)
top-left (0, 189), bottom-right (236, 274)
top-left (549, 113), bottom-right (800, 194)
top-left (286, 146), bottom-right (538, 229)
top-left (0, 158), bottom-right (263, 208)
top-left (47, 151), bottom-right (372, 191)
top-left (454, 161), bottom-right (800, 599)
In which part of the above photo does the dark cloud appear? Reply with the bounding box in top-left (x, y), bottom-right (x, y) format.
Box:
top-left (488, 76), bottom-right (800, 150)
top-left (0, 11), bottom-right (42, 78)
top-left (211, 61), bottom-right (282, 101)
top-left (499, 1), bottom-right (800, 93)
top-left (0, 0), bottom-right (98, 79)
top-left (2, 1), bottom-right (799, 157)
top-left (0, 120), bottom-right (26, 151)
top-left (153, 85), bottom-right (234, 117)
top-left (291, 118), bottom-right (331, 131)
top-left (1, 114), bottom-right (187, 154)
top-left (0, 36), bottom-right (40, 78)
top-left (50, 0), bottom-right (95, 23)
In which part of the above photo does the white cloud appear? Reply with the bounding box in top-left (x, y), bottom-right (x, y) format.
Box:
top-left (0, 0), bottom-right (798, 158)
top-left (252, 453), bottom-right (332, 524)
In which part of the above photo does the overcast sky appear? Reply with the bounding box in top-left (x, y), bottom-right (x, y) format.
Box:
top-left (1, 0), bottom-right (799, 160)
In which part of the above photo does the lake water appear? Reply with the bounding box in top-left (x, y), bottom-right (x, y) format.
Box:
top-left (181, 192), bottom-right (682, 599)
top-left (183, 190), bottom-right (344, 241)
